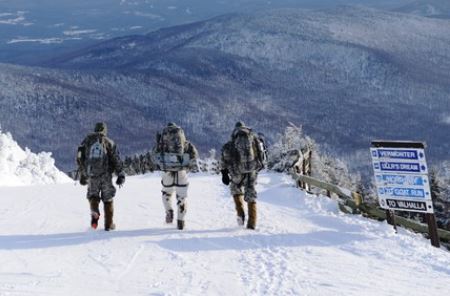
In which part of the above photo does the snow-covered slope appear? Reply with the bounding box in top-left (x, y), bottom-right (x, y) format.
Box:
top-left (0, 131), bottom-right (70, 186)
top-left (0, 172), bottom-right (449, 295)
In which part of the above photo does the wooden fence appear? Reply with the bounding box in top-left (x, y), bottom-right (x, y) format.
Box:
top-left (289, 149), bottom-right (450, 248)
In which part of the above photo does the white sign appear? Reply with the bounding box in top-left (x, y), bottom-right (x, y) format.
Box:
top-left (370, 143), bottom-right (434, 213)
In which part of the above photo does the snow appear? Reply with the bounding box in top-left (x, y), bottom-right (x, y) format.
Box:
top-left (0, 11), bottom-right (27, 26)
top-left (7, 38), bottom-right (66, 44)
top-left (0, 131), bottom-right (70, 186)
top-left (63, 29), bottom-right (97, 36)
top-left (0, 171), bottom-right (449, 295)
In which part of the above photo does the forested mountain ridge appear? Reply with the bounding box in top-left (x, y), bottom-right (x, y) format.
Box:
top-left (1, 7), bottom-right (449, 171)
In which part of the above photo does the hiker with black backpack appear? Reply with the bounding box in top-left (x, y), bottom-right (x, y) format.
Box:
top-left (220, 121), bottom-right (266, 230)
top-left (76, 122), bottom-right (125, 231)
top-left (152, 123), bottom-right (198, 230)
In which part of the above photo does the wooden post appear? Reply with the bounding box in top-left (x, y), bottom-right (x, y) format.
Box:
top-left (425, 213), bottom-right (440, 248)
top-left (351, 192), bottom-right (362, 207)
top-left (386, 210), bottom-right (397, 232)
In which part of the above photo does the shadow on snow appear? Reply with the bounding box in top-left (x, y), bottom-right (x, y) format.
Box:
top-left (155, 230), bottom-right (371, 252)
top-left (0, 228), bottom-right (370, 251)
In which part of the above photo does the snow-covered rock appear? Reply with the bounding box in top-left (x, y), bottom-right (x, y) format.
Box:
top-left (0, 130), bottom-right (70, 186)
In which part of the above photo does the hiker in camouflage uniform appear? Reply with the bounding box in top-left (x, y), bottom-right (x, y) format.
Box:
top-left (153, 123), bottom-right (198, 230)
top-left (220, 121), bottom-right (266, 229)
top-left (77, 122), bottom-right (125, 231)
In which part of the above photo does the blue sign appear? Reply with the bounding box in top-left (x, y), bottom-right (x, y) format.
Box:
top-left (375, 149), bottom-right (421, 160)
top-left (370, 143), bottom-right (434, 213)
top-left (375, 174), bottom-right (426, 186)
top-left (375, 161), bottom-right (426, 173)
top-left (378, 187), bottom-right (427, 198)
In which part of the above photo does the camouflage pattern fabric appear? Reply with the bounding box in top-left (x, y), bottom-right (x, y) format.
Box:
top-left (158, 124), bottom-right (186, 154)
top-left (220, 127), bottom-right (263, 176)
top-left (185, 141), bottom-right (199, 171)
top-left (229, 171), bottom-right (258, 203)
top-left (151, 141), bottom-right (198, 172)
top-left (161, 170), bottom-right (189, 221)
top-left (87, 173), bottom-right (116, 202)
top-left (78, 132), bottom-right (123, 178)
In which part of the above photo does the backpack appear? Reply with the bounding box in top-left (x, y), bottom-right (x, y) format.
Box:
top-left (84, 135), bottom-right (109, 177)
top-left (159, 125), bottom-right (186, 154)
top-left (154, 126), bottom-right (190, 171)
top-left (230, 127), bottom-right (264, 173)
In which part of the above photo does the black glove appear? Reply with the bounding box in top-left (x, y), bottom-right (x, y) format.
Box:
top-left (221, 169), bottom-right (230, 186)
top-left (79, 174), bottom-right (88, 186)
top-left (116, 173), bottom-right (126, 187)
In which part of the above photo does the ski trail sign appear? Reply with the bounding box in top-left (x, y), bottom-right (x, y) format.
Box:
top-left (370, 141), bottom-right (434, 214)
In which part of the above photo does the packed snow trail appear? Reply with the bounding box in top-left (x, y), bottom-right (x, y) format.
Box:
top-left (1, 173), bottom-right (450, 296)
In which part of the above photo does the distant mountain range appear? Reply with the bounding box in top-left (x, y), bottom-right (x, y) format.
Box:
top-left (1, 7), bottom-right (449, 172)
top-left (0, 0), bottom-right (432, 64)
top-left (396, 0), bottom-right (450, 18)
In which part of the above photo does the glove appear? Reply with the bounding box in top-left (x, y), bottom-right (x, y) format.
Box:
top-left (188, 160), bottom-right (198, 172)
top-left (79, 174), bottom-right (88, 186)
top-left (221, 169), bottom-right (230, 186)
top-left (116, 173), bottom-right (126, 187)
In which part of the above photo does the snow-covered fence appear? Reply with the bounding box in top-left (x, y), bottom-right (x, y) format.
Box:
top-left (288, 150), bottom-right (450, 248)
top-left (291, 148), bottom-right (312, 191)
top-left (289, 153), bottom-right (362, 212)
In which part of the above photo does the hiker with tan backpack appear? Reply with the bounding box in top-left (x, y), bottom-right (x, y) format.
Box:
top-left (220, 121), bottom-right (267, 229)
top-left (152, 123), bottom-right (198, 230)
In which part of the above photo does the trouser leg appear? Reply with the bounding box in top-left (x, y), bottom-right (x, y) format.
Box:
top-left (162, 191), bottom-right (174, 223)
top-left (89, 198), bottom-right (100, 216)
top-left (176, 194), bottom-right (187, 221)
top-left (176, 194), bottom-right (187, 230)
top-left (243, 172), bottom-right (258, 203)
top-left (174, 171), bottom-right (189, 222)
top-left (161, 171), bottom-right (176, 223)
top-left (161, 191), bottom-right (174, 212)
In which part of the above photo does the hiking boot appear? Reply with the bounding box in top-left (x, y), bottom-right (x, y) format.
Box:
top-left (177, 220), bottom-right (185, 230)
top-left (233, 195), bottom-right (245, 226)
top-left (105, 223), bottom-right (116, 231)
top-left (165, 209), bottom-right (174, 224)
top-left (89, 198), bottom-right (100, 229)
top-left (104, 201), bottom-right (115, 231)
top-left (90, 212), bottom-right (100, 229)
top-left (247, 202), bottom-right (257, 230)
top-left (237, 215), bottom-right (245, 226)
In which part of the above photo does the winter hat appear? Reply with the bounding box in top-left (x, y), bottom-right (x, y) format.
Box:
top-left (235, 121), bottom-right (245, 128)
top-left (94, 122), bottom-right (107, 135)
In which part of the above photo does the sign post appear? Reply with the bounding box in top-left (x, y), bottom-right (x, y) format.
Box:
top-left (370, 141), bottom-right (440, 247)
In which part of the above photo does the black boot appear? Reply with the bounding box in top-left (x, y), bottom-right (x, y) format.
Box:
top-left (177, 220), bottom-right (185, 230)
